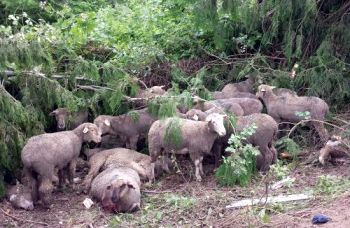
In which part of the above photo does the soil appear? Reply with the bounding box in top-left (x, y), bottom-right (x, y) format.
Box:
top-left (1, 152), bottom-right (350, 228)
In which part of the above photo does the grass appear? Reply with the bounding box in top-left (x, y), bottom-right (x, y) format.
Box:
top-left (109, 193), bottom-right (197, 227)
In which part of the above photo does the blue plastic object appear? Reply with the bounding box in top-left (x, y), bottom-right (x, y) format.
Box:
top-left (312, 214), bottom-right (330, 224)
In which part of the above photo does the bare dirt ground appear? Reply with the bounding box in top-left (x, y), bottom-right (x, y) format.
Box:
top-left (1, 152), bottom-right (350, 228)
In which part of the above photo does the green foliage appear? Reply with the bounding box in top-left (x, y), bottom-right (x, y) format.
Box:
top-left (274, 137), bottom-right (300, 160)
top-left (164, 117), bottom-right (183, 149)
top-left (0, 86), bottom-right (44, 197)
top-left (269, 162), bottom-right (291, 180)
top-left (314, 175), bottom-right (350, 196)
top-left (127, 110), bottom-right (140, 122)
top-left (215, 123), bottom-right (260, 187)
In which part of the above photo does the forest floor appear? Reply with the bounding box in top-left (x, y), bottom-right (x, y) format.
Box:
top-left (1, 149), bottom-right (350, 228)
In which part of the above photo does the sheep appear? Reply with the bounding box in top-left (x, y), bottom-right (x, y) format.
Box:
top-left (82, 148), bottom-right (171, 191)
top-left (256, 84), bottom-right (329, 142)
top-left (90, 167), bottom-right (141, 213)
top-left (93, 108), bottom-right (157, 150)
top-left (21, 123), bottom-right (102, 206)
top-left (133, 86), bottom-right (167, 107)
top-left (6, 182), bottom-right (34, 210)
top-left (319, 136), bottom-right (349, 165)
top-left (186, 112), bottom-right (278, 171)
top-left (185, 109), bottom-right (208, 121)
top-left (49, 108), bottom-right (88, 131)
top-left (221, 77), bottom-right (255, 94)
top-left (193, 97), bottom-right (262, 116)
top-left (212, 91), bottom-right (257, 100)
top-left (272, 88), bottom-right (297, 97)
top-left (148, 113), bottom-right (227, 182)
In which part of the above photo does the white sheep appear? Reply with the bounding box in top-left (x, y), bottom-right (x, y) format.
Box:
top-left (148, 113), bottom-right (226, 182)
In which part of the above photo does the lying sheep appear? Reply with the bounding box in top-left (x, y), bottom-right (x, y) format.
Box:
top-left (82, 148), bottom-right (170, 191)
top-left (212, 91), bottom-right (257, 100)
top-left (185, 109), bottom-right (208, 121)
top-left (186, 112), bottom-right (278, 170)
top-left (257, 84), bottom-right (329, 142)
top-left (319, 136), bottom-right (349, 165)
top-left (21, 123), bottom-right (102, 206)
top-left (133, 86), bottom-right (167, 107)
top-left (49, 108), bottom-right (88, 131)
top-left (193, 97), bottom-right (262, 116)
top-left (148, 113), bottom-right (226, 181)
top-left (6, 182), bottom-right (34, 210)
top-left (94, 108), bottom-right (157, 150)
top-left (221, 77), bottom-right (255, 94)
top-left (90, 167), bottom-right (141, 213)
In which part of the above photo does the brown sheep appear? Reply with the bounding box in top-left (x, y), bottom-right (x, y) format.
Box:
top-left (212, 91), bottom-right (257, 100)
top-left (133, 86), bottom-right (167, 107)
top-left (186, 112), bottom-right (278, 170)
top-left (6, 182), bottom-right (34, 210)
top-left (93, 108), bottom-right (157, 150)
top-left (148, 113), bottom-right (226, 182)
top-left (90, 167), bottom-right (141, 213)
top-left (185, 109), bottom-right (208, 121)
top-left (49, 108), bottom-right (88, 131)
top-left (82, 148), bottom-right (170, 191)
top-left (272, 88), bottom-right (297, 97)
top-left (319, 136), bottom-right (349, 165)
top-left (256, 84), bottom-right (329, 142)
top-left (193, 97), bottom-right (262, 116)
top-left (21, 123), bottom-right (102, 206)
top-left (221, 77), bottom-right (255, 94)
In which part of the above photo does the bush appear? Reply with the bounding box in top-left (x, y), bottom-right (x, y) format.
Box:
top-left (215, 122), bottom-right (260, 187)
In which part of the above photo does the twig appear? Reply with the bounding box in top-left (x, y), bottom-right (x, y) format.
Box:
top-left (142, 190), bottom-right (173, 194)
top-left (76, 85), bottom-right (115, 92)
top-left (287, 119), bottom-right (346, 138)
top-left (0, 208), bottom-right (49, 226)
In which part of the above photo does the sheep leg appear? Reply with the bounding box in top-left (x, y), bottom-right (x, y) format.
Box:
top-left (38, 177), bottom-right (54, 208)
top-left (149, 162), bottom-right (155, 184)
top-left (58, 168), bottom-right (66, 189)
top-left (38, 167), bottom-right (55, 207)
top-left (129, 161), bottom-right (149, 181)
top-left (127, 135), bottom-right (139, 150)
top-left (190, 153), bottom-right (202, 182)
top-left (67, 159), bottom-right (77, 186)
top-left (256, 146), bottom-right (272, 172)
top-left (199, 156), bottom-right (204, 176)
top-left (160, 155), bottom-right (171, 174)
top-left (270, 146), bottom-right (278, 164)
top-left (23, 167), bottom-right (38, 203)
top-left (82, 158), bottom-right (106, 192)
top-left (313, 122), bottom-right (329, 143)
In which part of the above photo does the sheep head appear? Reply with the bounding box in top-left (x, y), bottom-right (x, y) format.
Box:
top-left (148, 85), bottom-right (166, 95)
top-left (101, 179), bottom-right (140, 213)
top-left (256, 84), bottom-right (275, 99)
top-left (80, 123), bottom-right (102, 143)
top-left (49, 108), bottom-right (70, 131)
top-left (205, 113), bottom-right (226, 137)
top-left (93, 116), bottom-right (114, 135)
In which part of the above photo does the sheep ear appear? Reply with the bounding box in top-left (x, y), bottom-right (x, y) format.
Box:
top-left (9, 194), bottom-right (16, 202)
top-left (270, 86), bottom-right (276, 89)
top-left (160, 85), bottom-right (165, 89)
top-left (83, 127), bottom-right (89, 134)
top-left (104, 119), bottom-right (111, 126)
top-left (49, 110), bottom-right (57, 116)
top-left (193, 114), bottom-right (199, 121)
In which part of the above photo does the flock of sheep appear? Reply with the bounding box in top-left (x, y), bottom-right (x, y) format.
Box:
top-left (6, 76), bottom-right (334, 214)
